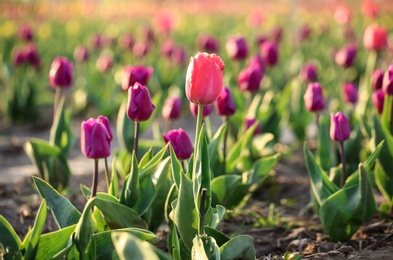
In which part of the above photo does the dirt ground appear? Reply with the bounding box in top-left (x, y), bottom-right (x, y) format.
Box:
top-left (1, 122), bottom-right (393, 259)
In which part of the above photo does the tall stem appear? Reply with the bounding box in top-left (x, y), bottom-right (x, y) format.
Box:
top-left (133, 121), bottom-right (140, 158)
top-left (194, 105), bottom-right (204, 155)
top-left (91, 159), bottom-right (99, 198)
top-left (223, 116), bottom-right (228, 174)
top-left (198, 188), bottom-right (207, 236)
top-left (104, 157), bottom-right (110, 191)
top-left (53, 87), bottom-right (62, 120)
top-left (389, 95), bottom-right (393, 135)
top-left (340, 142), bottom-right (346, 187)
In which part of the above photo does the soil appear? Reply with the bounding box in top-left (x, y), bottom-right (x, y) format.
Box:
top-left (1, 121), bottom-right (393, 260)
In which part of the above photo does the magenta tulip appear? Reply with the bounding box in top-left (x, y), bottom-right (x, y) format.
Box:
top-left (119, 33), bottom-right (135, 50)
top-left (330, 112), bottom-right (351, 142)
top-left (186, 52), bottom-right (225, 105)
top-left (25, 43), bottom-right (40, 69)
top-left (226, 36), bottom-right (249, 61)
top-left (49, 57), bottom-right (73, 88)
top-left (18, 24), bottom-right (33, 41)
top-left (363, 24), bottom-right (388, 52)
top-left (237, 65), bottom-right (263, 92)
top-left (245, 118), bottom-right (262, 136)
top-left (127, 82), bottom-right (155, 122)
top-left (343, 83), bottom-right (358, 104)
top-left (190, 103), bottom-right (213, 117)
top-left (215, 87), bottom-right (236, 116)
top-left (304, 82), bottom-right (325, 112)
top-left (96, 54), bottom-right (113, 73)
top-left (372, 89), bottom-right (385, 114)
top-left (81, 116), bottom-right (112, 159)
top-left (163, 129), bottom-right (193, 160)
top-left (335, 44), bottom-right (357, 68)
top-left (382, 65), bottom-right (393, 95)
top-left (122, 65), bottom-right (154, 91)
top-left (247, 54), bottom-right (265, 73)
top-left (300, 62), bottom-right (318, 82)
top-left (197, 34), bottom-right (219, 53)
top-left (371, 69), bottom-right (384, 90)
top-left (12, 48), bottom-right (26, 67)
top-left (162, 96), bottom-right (182, 120)
top-left (260, 41), bottom-right (278, 67)
top-left (74, 45), bottom-right (89, 63)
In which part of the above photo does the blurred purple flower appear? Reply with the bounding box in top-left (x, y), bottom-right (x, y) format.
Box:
top-left (335, 44), bottom-right (357, 68)
top-left (122, 65), bottom-right (154, 91)
top-left (163, 129), bottom-right (193, 160)
top-left (343, 82), bottom-right (358, 104)
top-left (197, 34), bottom-right (219, 53)
top-left (372, 89), bottom-right (385, 114)
top-left (245, 118), bottom-right (262, 136)
top-left (215, 86), bottom-right (236, 116)
top-left (190, 103), bottom-right (213, 117)
top-left (260, 41), bottom-right (278, 67)
top-left (304, 82), bottom-right (325, 112)
top-left (74, 45), bottom-right (89, 63)
top-left (226, 36), bottom-right (249, 61)
top-left (237, 64), bottom-right (263, 92)
top-left (162, 96), bottom-right (182, 120)
top-left (371, 69), bottom-right (384, 90)
top-left (300, 62), bottom-right (318, 82)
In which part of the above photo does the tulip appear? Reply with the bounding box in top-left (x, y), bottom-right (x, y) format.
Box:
top-left (371, 69), bottom-right (384, 90)
top-left (12, 48), bottom-right (26, 67)
top-left (155, 12), bottom-right (175, 36)
top-left (161, 40), bottom-right (176, 58)
top-left (197, 34), bottom-right (219, 53)
top-left (372, 89), bottom-right (385, 114)
top-left (133, 41), bottom-right (150, 58)
top-left (300, 62), bottom-right (318, 82)
top-left (25, 43), bottom-right (40, 69)
top-left (119, 33), bottom-right (135, 50)
top-left (162, 96), bottom-right (182, 120)
top-left (122, 65), bottom-right (153, 91)
top-left (343, 83), bottom-right (358, 104)
top-left (74, 45), bottom-right (89, 63)
top-left (215, 87), bottom-right (236, 116)
top-left (225, 36), bottom-right (249, 61)
top-left (247, 10), bottom-right (264, 27)
top-left (49, 57), bottom-right (73, 88)
top-left (297, 24), bottom-right (312, 43)
top-left (96, 54), bottom-right (113, 73)
top-left (141, 25), bottom-right (155, 44)
top-left (163, 129), bottom-right (193, 160)
top-left (330, 112), bottom-right (351, 186)
top-left (190, 103), bottom-right (213, 117)
top-left (335, 44), bottom-right (357, 68)
top-left (245, 118), bottom-right (262, 136)
top-left (363, 24), bottom-right (388, 52)
top-left (185, 52), bottom-right (225, 105)
top-left (334, 5), bottom-right (351, 25)
top-left (80, 116), bottom-right (112, 159)
top-left (18, 24), bottom-right (33, 42)
top-left (247, 54), bottom-right (265, 73)
top-left (171, 47), bottom-right (186, 65)
top-left (237, 65), bottom-right (263, 92)
top-left (127, 82), bottom-right (155, 122)
top-left (260, 41), bottom-right (278, 67)
top-left (382, 65), bottom-right (393, 95)
top-left (304, 82), bottom-right (325, 112)
top-left (255, 35), bottom-right (268, 46)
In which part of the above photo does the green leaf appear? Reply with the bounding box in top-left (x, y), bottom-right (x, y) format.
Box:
top-left (191, 235), bottom-right (220, 260)
top-left (208, 123), bottom-right (228, 176)
top-left (24, 199), bottom-right (47, 260)
top-left (211, 175), bottom-right (249, 209)
top-left (33, 176), bottom-right (81, 228)
top-left (139, 148), bottom-right (153, 169)
top-left (116, 100), bottom-right (134, 153)
top-left (73, 198), bottom-right (94, 258)
top-left (319, 166), bottom-right (377, 241)
top-left (170, 144), bottom-right (183, 190)
top-left (249, 153), bottom-right (281, 186)
top-left (136, 174), bottom-right (157, 215)
top-left (304, 143), bottom-right (339, 206)
top-left (50, 97), bottom-right (74, 155)
top-left (219, 235), bottom-right (255, 260)
top-left (205, 227), bottom-right (230, 247)
top-left (114, 150), bottom-right (132, 178)
top-left (121, 153), bottom-right (140, 209)
top-left (36, 224), bottom-right (76, 259)
top-left (0, 215), bottom-right (21, 256)
top-left (139, 144), bottom-right (168, 180)
top-left (111, 232), bottom-right (160, 260)
top-left (80, 185), bottom-right (119, 203)
top-left (316, 114), bottom-right (336, 170)
top-left (109, 158), bottom-right (119, 198)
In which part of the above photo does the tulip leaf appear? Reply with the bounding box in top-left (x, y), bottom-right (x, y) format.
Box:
top-left (73, 198), bottom-right (94, 258)
top-left (109, 157), bottom-right (119, 197)
top-left (316, 114), bottom-right (336, 171)
top-left (121, 153), bottom-right (140, 209)
top-left (33, 176), bottom-right (81, 228)
top-left (205, 205), bottom-right (226, 229)
top-left (249, 153), bottom-right (281, 188)
top-left (80, 185), bottom-right (119, 203)
top-left (205, 227), bottom-right (230, 247)
top-left (192, 235), bottom-right (220, 260)
top-left (116, 100), bottom-right (134, 153)
top-left (136, 174), bottom-right (157, 216)
top-left (139, 144), bottom-right (169, 180)
top-left (50, 97), bottom-right (74, 155)
top-left (211, 175), bottom-right (249, 209)
top-left (114, 150), bottom-right (132, 178)
top-left (219, 235), bottom-right (255, 260)
top-left (319, 165), bottom-right (376, 241)
top-left (208, 123), bottom-right (227, 177)
top-left (304, 143), bottom-right (339, 206)
top-left (23, 199), bottom-right (47, 260)
top-left (36, 224), bottom-right (76, 259)
top-left (139, 148), bottom-right (153, 169)
top-left (0, 215), bottom-right (21, 256)
top-left (170, 144), bottom-right (183, 190)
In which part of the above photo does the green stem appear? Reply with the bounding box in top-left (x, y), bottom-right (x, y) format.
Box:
top-left (133, 121), bottom-right (140, 158)
top-left (198, 188), bottom-right (207, 236)
top-left (194, 104), bottom-right (204, 156)
top-left (91, 159), bottom-right (99, 199)
top-left (53, 87), bottom-right (62, 121)
top-left (223, 116), bottom-right (228, 174)
top-left (104, 157), bottom-right (110, 191)
top-left (389, 96), bottom-right (393, 135)
top-left (340, 142), bottom-right (346, 187)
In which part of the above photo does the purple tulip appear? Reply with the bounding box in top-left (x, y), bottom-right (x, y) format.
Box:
top-left (133, 41), bottom-right (150, 58)
top-left (255, 35), bottom-right (268, 46)
top-left (127, 82), bottom-right (155, 122)
top-left (304, 82), bottom-right (325, 112)
top-left (171, 47), bottom-right (186, 65)
top-left (122, 65), bottom-right (154, 91)
top-left (335, 44), bottom-right (357, 68)
top-left (163, 129), bottom-right (193, 160)
top-left (18, 24), bottom-right (33, 41)
top-left (81, 116), bottom-right (112, 159)
top-left (49, 57), bottom-right (73, 88)
top-left (260, 41), bottom-right (278, 67)
top-left (297, 24), bottom-right (312, 42)
top-left (74, 45), bottom-right (89, 63)
top-left (237, 65), bottom-right (263, 92)
top-left (12, 48), bottom-right (26, 67)
top-left (119, 33), bottom-right (135, 50)
top-left (371, 69), bottom-right (384, 90)
top-left (247, 54), bottom-right (265, 73)
top-left (25, 43), bottom-right (40, 69)
top-left (162, 96), bottom-right (182, 120)
top-left (300, 62), bottom-right (318, 82)
top-left (343, 83), bottom-right (358, 104)
top-left (245, 118), bottom-right (262, 136)
top-left (382, 65), bottom-right (393, 95)
top-left (226, 36), bottom-right (249, 61)
top-left (197, 34), bottom-right (219, 53)
top-left (161, 40), bottom-right (176, 58)
top-left (190, 103), bottom-right (213, 117)
top-left (330, 112), bottom-right (351, 142)
top-left (141, 25), bottom-right (155, 44)
top-left (96, 54), bottom-right (113, 73)
top-left (372, 89), bottom-right (385, 114)
top-left (215, 86), bottom-right (236, 116)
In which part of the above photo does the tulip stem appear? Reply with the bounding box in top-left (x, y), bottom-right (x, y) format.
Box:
top-left (104, 157), bottom-right (110, 190)
top-left (223, 116), bottom-right (229, 174)
top-left (198, 188), bottom-right (207, 236)
top-left (195, 105), bottom-right (204, 151)
top-left (91, 159), bottom-right (99, 199)
top-left (53, 88), bottom-right (62, 120)
top-left (134, 122), bottom-right (140, 158)
top-left (340, 141), bottom-right (346, 187)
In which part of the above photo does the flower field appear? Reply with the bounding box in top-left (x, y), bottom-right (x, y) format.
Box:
top-left (1, 0), bottom-right (393, 259)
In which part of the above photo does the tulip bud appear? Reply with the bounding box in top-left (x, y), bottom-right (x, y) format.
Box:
top-left (383, 65), bottom-right (393, 95)
top-left (237, 65), bottom-right (263, 92)
top-left (81, 116), bottom-right (112, 159)
top-left (186, 52), bottom-right (225, 105)
top-left (197, 34), bottom-right (219, 53)
top-left (225, 36), bottom-right (249, 61)
top-left (371, 69), bottom-right (384, 90)
top-left (215, 87), bottom-right (236, 116)
top-left (343, 82), bottom-right (358, 104)
top-left (363, 24), bottom-right (388, 52)
top-left (127, 82), bottom-right (155, 122)
top-left (330, 112), bottom-right (351, 142)
top-left (74, 45), bottom-right (89, 63)
top-left (260, 41), bottom-right (279, 67)
top-left (300, 62), bottom-right (318, 82)
top-left (122, 65), bottom-right (153, 91)
top-left (335, 44), bottom-right (357, 68)
top-left (304, 82), bottom-right (325, 112)
top-left (190, 103), bottom-right (213, 117)
top-left (163, 129), bottom-right (193, 160)
top-left (245, 118), bottom-right (262, 136)
top-left (18, 24), bottom-right (33, 42)
top-left (162, 96), bottom-right (182, 120)
top-left (49, 57), bottom-right (73, 88)
top-left (96, 54), bottom-right (113, 73)
top-left (372, 89), bottom-right (385, 114)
